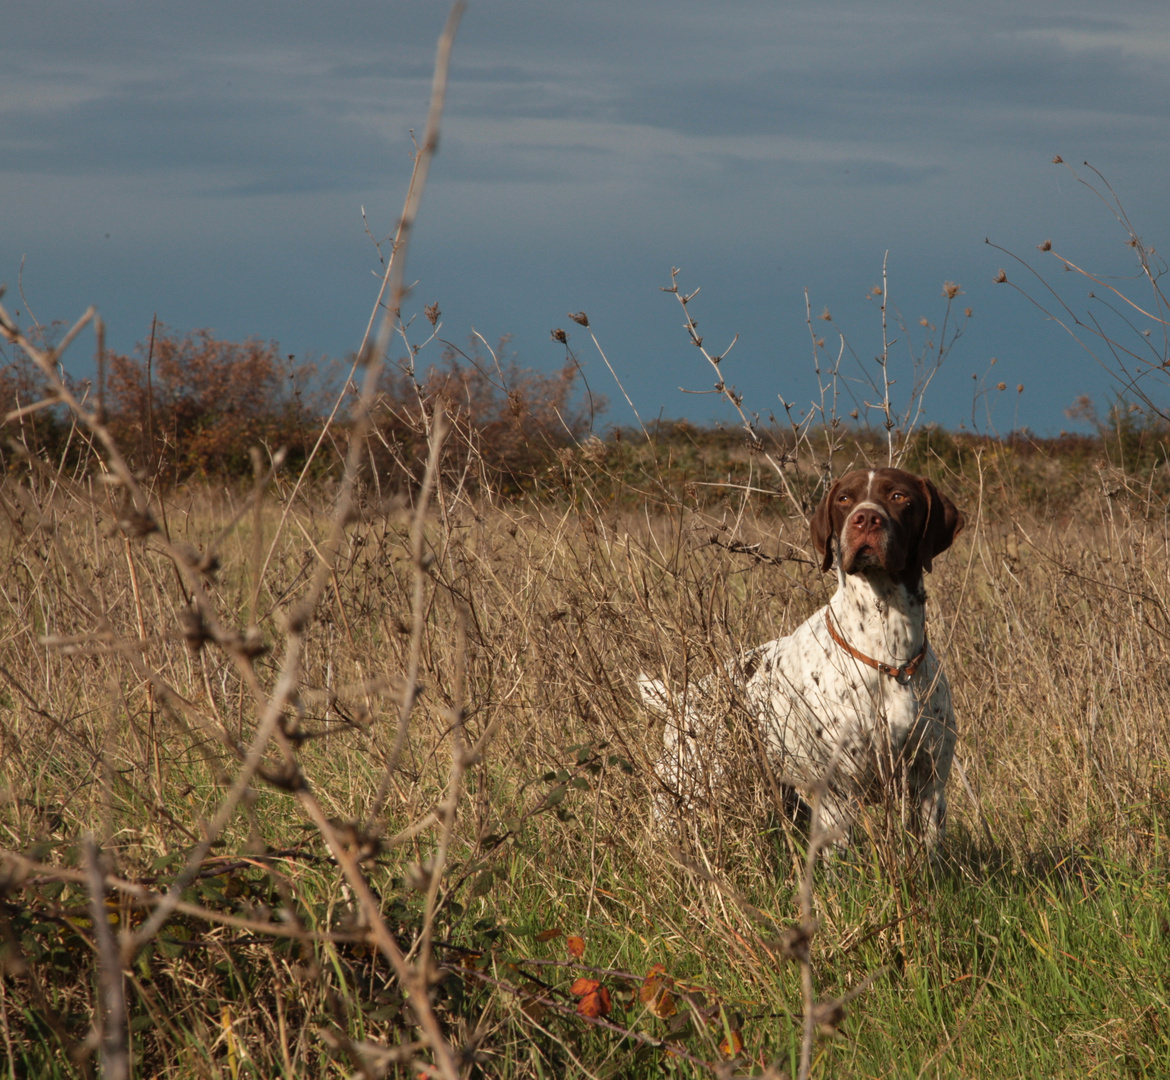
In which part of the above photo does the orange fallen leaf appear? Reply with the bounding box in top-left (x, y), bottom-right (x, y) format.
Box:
top-left (576, 986), bottom-right (612, 1019)
top-left (566, 935), bottom-right (585, 958)
top-left (650, 992), bottom-right (678, 1015)
top-left (570, 977), bottom-right (599, 997)
top-left (638, 966), bottom-right (677, 1018)
top-left (719, 1029), bottom-right (744, 1058)
top-left (649, 987), bottom-right (677, 1019)
top-left (535, 928), bottom-right (562, 943)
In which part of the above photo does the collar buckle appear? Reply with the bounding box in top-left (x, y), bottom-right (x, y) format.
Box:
top-left (824, 608), bottom-right (928, 685)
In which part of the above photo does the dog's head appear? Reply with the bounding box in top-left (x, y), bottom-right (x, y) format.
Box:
top-left (809, 467), bottom-right (963, 581)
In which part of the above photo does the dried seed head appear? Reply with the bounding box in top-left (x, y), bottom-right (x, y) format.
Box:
top-left (1052, 154), bottom-right (1064, 164)
top-left (994, 269), bottom-right (1008, 284)
top-left (406, 860), bottom-right (434, 892)
top-left (195, 552), bottom-right (220, 579)
top-left (328, 818), bottom-right (382, 861)
top-left (424, 301), bottom-right (441, 326)
top-left (119, 509), bottom-right (158, 539)
top-left (239, 627), bottom-right (269, 660)
top-left (260, 761), bottom-right (305, 792)
top-left (810, 999), bottom-right (846, 1036)
top-left (278, 708), bottom-right (305, 743)
top-left (1038, 240), bottom-right (1052, 251)
top-left (775, 922), bottom-right (814, 964)
top-left (568, 311), bottom-right (589, 327)
top-left (819, 307), bottom-right (832, 321)
top-left (551, 328), bottom-right (568, 344)
top-left (174, 543), bottom-right (218, 579)
top-left (943, 281), bottom-right (962, 299)
top-left (286, 602), bottom-right (312, 635)
top-left (997, 382), bottom-right (1007, 391)
top-left (581, 435), bottom-right (607, 464)
top-left (178, 606), bottom-right (209, 654)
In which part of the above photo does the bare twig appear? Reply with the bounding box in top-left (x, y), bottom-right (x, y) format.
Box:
top-left (364, 403), bottom-right (450, 827)
top-left (663, 268), bottom-right (806, 514)
top-left (83, 837), bottom-right (128, 1080)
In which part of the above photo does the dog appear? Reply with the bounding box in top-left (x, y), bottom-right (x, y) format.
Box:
top-left (640, 467), bottom-right (964, 846)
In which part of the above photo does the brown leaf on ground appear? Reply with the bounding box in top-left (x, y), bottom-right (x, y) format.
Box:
top-left (638, 965), bottom-right (677, 1018)
top-left (719, 1029), bottom-right (744, 1058)
top-left (566, 935), bottom-right (585, 958)
top-left (535, 928), bottom-right (562, 943)
top-left (576, 985), bottom-right (612, 1018)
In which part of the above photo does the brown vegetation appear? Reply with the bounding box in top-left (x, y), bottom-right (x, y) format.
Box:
top-left (371, 338), bottom-right (599, 495)
top-left (1, 369), bottom-right (1169, 1074)
top-left (104, 327), bottom-right (322, 481)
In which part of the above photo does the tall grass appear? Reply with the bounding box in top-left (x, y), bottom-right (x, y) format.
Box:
top-left (1, 414), bottom-right (1168, 1076)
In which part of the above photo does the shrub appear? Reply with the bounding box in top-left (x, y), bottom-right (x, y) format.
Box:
top-left (0, 323), bottom-right (81, 472)
top-left (105, 327), bottom-right (321, 481)
top-left (373, 339), bottom-right (603, 495)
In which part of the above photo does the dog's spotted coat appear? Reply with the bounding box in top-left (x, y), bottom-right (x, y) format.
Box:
top-left (640, 467), bottom-right (964, 845)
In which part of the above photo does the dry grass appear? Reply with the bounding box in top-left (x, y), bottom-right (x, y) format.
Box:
top-left (1, 423), bottom-right (1169, 1076)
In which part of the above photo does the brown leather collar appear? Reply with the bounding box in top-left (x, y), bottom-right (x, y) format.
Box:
top-left (824, 608), bottom-right (927, 686)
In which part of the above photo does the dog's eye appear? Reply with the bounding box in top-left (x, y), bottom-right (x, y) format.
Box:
top-left (891, 491), bottom-right (907, 502)
top-left (837, 494), bottom-right (851, 504)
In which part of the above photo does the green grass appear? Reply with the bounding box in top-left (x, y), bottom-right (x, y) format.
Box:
top-left (4, 750), bottom-right (1169, 1076)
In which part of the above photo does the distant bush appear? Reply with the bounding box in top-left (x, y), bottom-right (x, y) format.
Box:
top-left (106, 327), bottom-right (322, 481)
top-left (373, 339), bottom-right (603, 495)
top-left (89, 326), bottom-right (603, 492)
top-left (14, 320), bottom-right (1165, 518)
top-left (1066, 394), bottom-right (1170, 478)
top-left (1, 354), bottom-right (66, 469)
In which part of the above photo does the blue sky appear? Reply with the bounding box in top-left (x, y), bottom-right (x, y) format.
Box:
top-left (4, 2), bottom-right (1170, 434)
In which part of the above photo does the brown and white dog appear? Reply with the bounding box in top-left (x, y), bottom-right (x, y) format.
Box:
top-left (640, 467), bottom-right (964, 846)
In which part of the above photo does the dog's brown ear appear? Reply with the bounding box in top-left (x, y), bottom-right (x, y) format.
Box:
top-left (809, 479), bottom-right (840, 573)
top-left (917, 478), bottom-right (964, 573)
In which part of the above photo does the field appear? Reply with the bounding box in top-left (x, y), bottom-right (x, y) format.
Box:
top-left (1, 402), bottom-right (1169, 1078)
